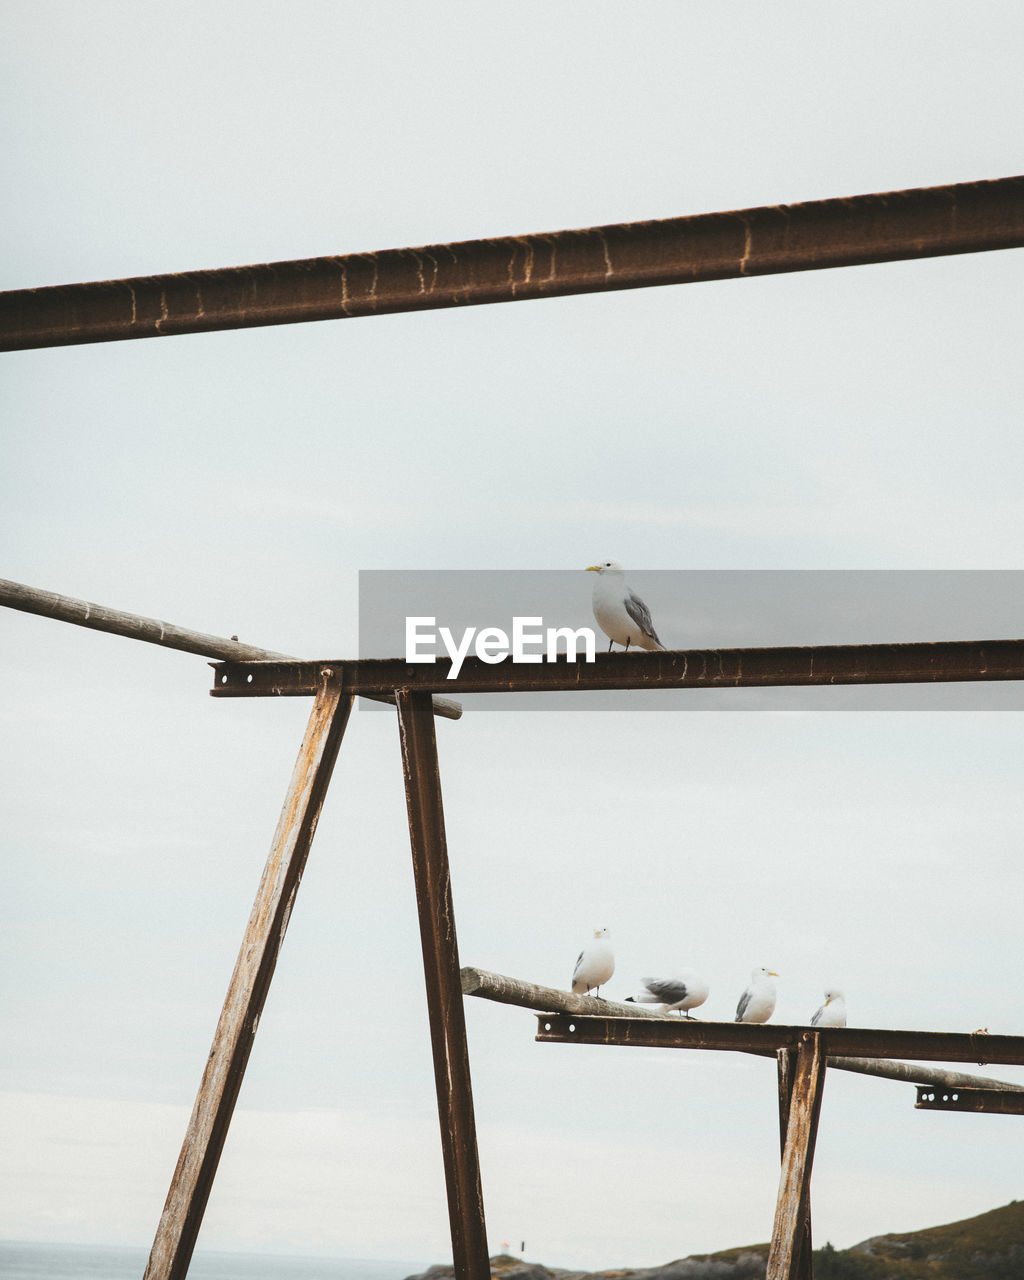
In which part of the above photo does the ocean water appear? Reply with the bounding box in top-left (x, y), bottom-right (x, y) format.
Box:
top-left (0, 1241), bottom-right (430, 1280)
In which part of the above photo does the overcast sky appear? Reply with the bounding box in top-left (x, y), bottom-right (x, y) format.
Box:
top-left (3, 1), bottom-right (1024, 1272)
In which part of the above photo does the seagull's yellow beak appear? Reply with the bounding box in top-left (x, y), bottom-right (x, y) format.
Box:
top-left (769, 971), bottom-right (779, 977)
top-left (585, 564), bottom-right (600, 572)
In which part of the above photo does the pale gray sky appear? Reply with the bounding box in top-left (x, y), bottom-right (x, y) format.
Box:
top-left (3, 1), bottom-right (1024, 1270)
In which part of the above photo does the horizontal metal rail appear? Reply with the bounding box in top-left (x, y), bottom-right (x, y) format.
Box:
top-left (2, 176), bottom-right (1022, 350)
top-left (0, 577), bottom-right (461, 720)
top-left (208, 638), bottom-right (1024, 698)
top-left (462, 968), bottom-right (1024, 1096)
top-left (533, 1012), bottom-right (1024, 1066)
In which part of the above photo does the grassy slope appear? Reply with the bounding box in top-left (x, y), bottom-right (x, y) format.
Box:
top-left (700, 1200), bottom-right (1024, 1279)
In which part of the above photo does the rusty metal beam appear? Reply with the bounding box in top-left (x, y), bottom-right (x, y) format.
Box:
top-left (532, 1014), bottom-right (1024, 1066)
top-left (145, 671), bottom-right (352, 1280)
top-left (3, 177), bottom-right (1022, 350)
top-left (464, 967), bottom-right (1024, 1093)
top-left (0, 577), bottom-right (461, 719)
top-left (209, 638), bottom-right (1024, 699)
top-left (768, 1035), bottom-right (827, 1280)
top-left (915, 1086), bottom-right (1024, 1115)
top-left (396, 690), bottom-right (490, 1280)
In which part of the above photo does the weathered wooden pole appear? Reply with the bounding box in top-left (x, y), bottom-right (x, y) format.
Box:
top-left (777, 1050), bottom-right (814, 1280)
top-left (0, 576), bottom-right (461, 719)
top-left (767, 1034), bottom-right (827, 1280)
top-left (396, 690), bottom-right (490, 1280)
top-left (144, 671), bottom-right (352, 1280)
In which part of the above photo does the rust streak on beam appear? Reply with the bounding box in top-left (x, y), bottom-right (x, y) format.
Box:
top-left (3, 176), bottom-right (1022, 349)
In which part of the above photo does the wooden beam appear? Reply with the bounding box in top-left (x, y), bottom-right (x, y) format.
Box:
top-left (0, 576), bottom-right (461, 719)
top-left (768, 1035), bottom-right (827, 1280)
top-left (144, 672), bottom-right (352, 1280)
top-left (396, 691), bottom-right (490, 1280)
top-left (461, 965), bottom-right (674, 1020)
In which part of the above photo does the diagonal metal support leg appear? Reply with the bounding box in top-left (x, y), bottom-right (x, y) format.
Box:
top-left (145, 671), bottom-right (353, 1280)
top-left (396, 689), bottom-right (490, 1280)
top-left (768, 1033), bottom-right (827, 1280)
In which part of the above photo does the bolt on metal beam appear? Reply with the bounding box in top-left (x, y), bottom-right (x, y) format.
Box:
top-left (2, 176), bottom-right (1022, 350)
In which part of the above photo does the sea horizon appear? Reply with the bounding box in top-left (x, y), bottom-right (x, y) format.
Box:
top-left (0, 1238), bottom-right (435, 1280)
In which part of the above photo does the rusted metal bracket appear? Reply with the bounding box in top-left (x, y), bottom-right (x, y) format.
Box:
top-left (915, 1086), bottom-right (1024, 1115)
top-left (210, 638), bottom-right (1024, 700)
top-left (145, 671), bottom-right (353, 1280)
top-left (3, 176), bottom-right (1022, 350)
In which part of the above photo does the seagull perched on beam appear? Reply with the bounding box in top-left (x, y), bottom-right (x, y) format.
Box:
top-left (571, 927), bottom-right (615, 997)
top-left (735, 966), bottom-right (779, 1023)
top-left (811, 988), bottom-right (847, 1028)
top-left (625, 970), bottom-right (710, 1017)
top-left (586, 560), bottom-right (665, 652)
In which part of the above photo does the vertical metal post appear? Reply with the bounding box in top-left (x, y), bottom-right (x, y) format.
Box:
top-left (396, 689), bottom-right (490, 1280)
top-left (768, 1034), bottom-right (827, 1280)
top-left (145, 671), bottom-right (353, 1280)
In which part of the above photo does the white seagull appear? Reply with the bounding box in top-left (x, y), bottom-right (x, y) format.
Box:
top-left (811, 988), bottom-right (847, 1028)
top-left (625, 970), bottom-right (710, 1017)
top-left (571, 927), bottom-right (615, 997)
top-left (735, 966), bottom-right (779, 1024)
top-left (586, 560), bottom-right (665, 652)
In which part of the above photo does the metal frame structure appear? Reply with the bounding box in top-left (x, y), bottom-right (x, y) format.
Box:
top-left (145, 645), bottom-right (1024, 1280)
top-left (4, 174), bottom-right (1024, 1280)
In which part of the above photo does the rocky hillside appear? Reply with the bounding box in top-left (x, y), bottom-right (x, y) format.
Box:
top-left (405, 1200), bottom-right (1024, 1280)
